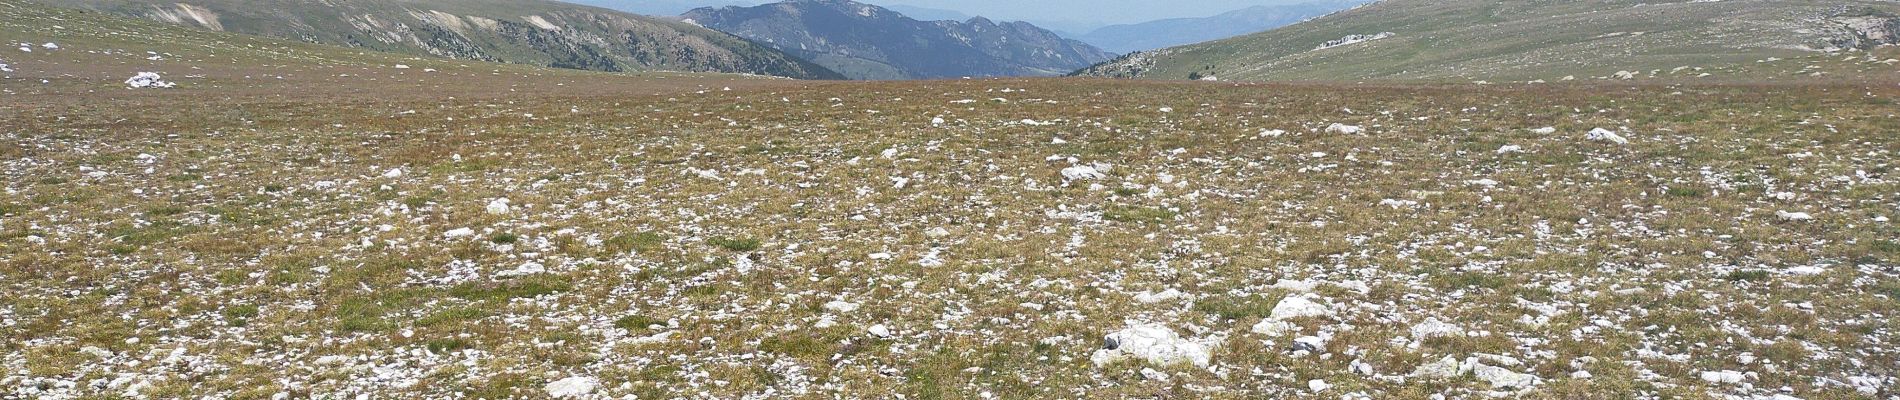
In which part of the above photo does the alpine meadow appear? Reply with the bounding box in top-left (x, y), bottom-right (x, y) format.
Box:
top-left (3, 0), bottom-right (1899, 399)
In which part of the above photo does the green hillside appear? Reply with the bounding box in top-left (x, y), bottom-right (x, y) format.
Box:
top-left (35, 0), bottom-right (843, 79)
top-left (1077, 0), bottom-right (1900, 82)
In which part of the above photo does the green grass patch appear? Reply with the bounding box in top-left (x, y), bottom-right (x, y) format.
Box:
top-left (760, 331), bottom-right (840, 361)
top-left (615, 315), bottom-right (665, 332)
top-left (427, 338), bottom-right (473, 353)
top-left (1105, 206), bottom-right (1176, 223)
top-left (1664, 186), bottom-right (1707, 198)
top-left (223, 304), bottom-right (260, 327)
top-left (1194, 295), bottom-right (1278, 321)
top-left (449, 275), bottom-right (572, 302)
top-left (417, 307), bottom-right (489, 327)
top-left (606, 232), bottom-right (667, 253)
top-left (708, 237), bottom-right (762, 252)
top-left (1724, 270), bottom-right (1772, 282)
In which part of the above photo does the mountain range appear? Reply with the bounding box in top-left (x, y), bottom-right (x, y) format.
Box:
top-left (1077, 0), bottom-right (1900, 82)
top-left (683, 0), bottom-right (1113, 80)
top-left (562, 0), bottom-right (760, 17)
top-left (45, 0), bottom-right (843, 79)
top-left (1078, 1), bottom-right (1366, 54)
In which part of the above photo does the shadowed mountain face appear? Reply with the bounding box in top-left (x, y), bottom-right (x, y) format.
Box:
top-left (1077, 0), bottom-right (1900, 82)
top-left (44, 0), bottom-right (843, 79)
top-left (1078, 1), bottom-right (1365, 54)
top-left (683, 0), bottom-right (1113, 80)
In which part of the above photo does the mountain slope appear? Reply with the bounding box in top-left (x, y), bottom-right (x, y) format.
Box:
top-left (1079, 1), bottom-right (1365, 54)
top-left (41, 0), bottom-right (843, 79)
top-left (683, 0), bottom-right (1114, 80)
top-left (563, 0), bottom-right (762, 17)
top-left (1076, 0), bottom-right (1900, 82)
top-left (882, 4), bottom-right (972, 22)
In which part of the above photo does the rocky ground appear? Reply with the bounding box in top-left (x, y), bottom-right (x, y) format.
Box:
top-left (8, 1), bottom-right (1899, 398)
top-left (3, 63), bottom-right (1897, 399)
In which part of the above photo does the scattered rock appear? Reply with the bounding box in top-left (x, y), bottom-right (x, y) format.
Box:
top-left (1700, 370), bottom-right (1746, 384)
top-left (1291, 335), bottom-right (1327, 353)
top-left (1472, 363), bottom-right (1538, 390)
top-left (544, 376), bottom-right (598, 398)
top-left (1268, 295), bottom-right (1333, 321)
top-left (1251, 320), bottom-right (1295, 337)
top-left (1411, 356), bottom-right (1463, 379)
top-left (497, 262), bottom-right (545, 277)
top-left (1586, 128), bottom-right (1629, 144)
top-left (1308, 379), bottom-right (1332, 393)
top-left (823, 300), bottom-right (861, 313)
top-left (1410, 318), bottom-right (1464, 339)
top-left (125, 72), bottom-right (175, 89)
top-left (1325, 123), bottom-right (1364, 134)
top-left (1061, 165), bottom-right (1106, 180)
top-left (868, 324), bottom-right (893, 338)
top-left (1133, 288), bottom-right (1185, 304)
top-left (1091, 324), bottom-right (1219, 368)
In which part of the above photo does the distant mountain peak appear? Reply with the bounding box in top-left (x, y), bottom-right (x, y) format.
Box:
top-left (683, 1), bottom-right (1112, 80)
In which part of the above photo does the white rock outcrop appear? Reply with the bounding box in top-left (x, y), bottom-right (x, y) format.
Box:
top-left (125, 72), bottom-right (175, 89)
top-left (1091, 324), bottom-right (1219, 368)
top-left (1410, 318), bottom-right (1465, 339)
top-left (1586, 128), bottom-right (1629, 144)
top-left (1268, 295), bottom-right (1334, 321)
top-left (544, 376), bottom-right (598, 398)
top-left (1061, 165), bottom-right (1106, 180)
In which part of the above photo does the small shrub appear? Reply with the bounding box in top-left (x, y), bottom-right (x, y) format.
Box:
top-left (1194, 295), bottom-right (1277, 321)
top-left (1105, 206), bottom-right (1176, 223)
top-left (223, 304), bottom-right (261, 327)
top-left (1724, 270), bottom-right (1771, 282)
top-left (450, 276), bottom-right (571, 301)
top-left (708, 237), bottom-right (761, 252)
top-left (427, 338), bottom-right (472, 353)
top-left (1664, 186), bottom-right (1706, 198)
top-left (614, 315), bottom-right (664, 332)
top-left (606, 232), bottom-right (666, 253)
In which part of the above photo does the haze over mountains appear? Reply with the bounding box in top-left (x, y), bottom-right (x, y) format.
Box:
top-left (1078, 0), bottom-right (1900, 82)
top-left (1079, 1), bottom-right (1365, 54)
top-left (683, 0), bottom-right (1112, 80)
top-left (49, 0), bottom-right (843, 79)
top-left (23, 0), bottom-right (1899, 83)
